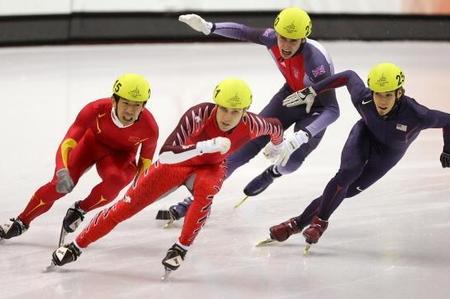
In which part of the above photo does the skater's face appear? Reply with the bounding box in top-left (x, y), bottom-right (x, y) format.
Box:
top-left (373, 89), bottom-right (403, 116)
top-left (113, 97), bottom-right (145, 126)
top-left (276, 34), bottom-right (304, 59)
top-left (216, 106), bottom-right (245, 132)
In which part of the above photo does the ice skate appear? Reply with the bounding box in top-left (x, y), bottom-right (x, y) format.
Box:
top-left (302, 216), bottom-right (328, 254)
top-left (256, 218), bottom-right (302, 246)
top-left (156, 207), bottom-right (179, 228)
top-left (242, 165), bottom-right (281, 198)
top-left (161, 243), bottom-right (187, 280)
top-left (156, 197), bottom-right (192, 228)
top-left (255, 238), bottom-right (276, 247)
top-left (51, 242), bottom-right (82, 267)
top-left (234, 195), bottom-right (249, 208)
top-left (269, 218), bottom-right (303, 242)
top-left (58, 201), bottom-right (86, 246)
top-left (161, 268), bottom-right (172, 281)
top-left (0, 218), bottom-right (28, 240)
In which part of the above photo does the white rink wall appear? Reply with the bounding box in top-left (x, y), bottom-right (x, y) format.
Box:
top-left (0, 0), bottom-right (445, 15)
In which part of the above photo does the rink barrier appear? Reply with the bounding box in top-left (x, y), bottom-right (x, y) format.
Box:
top-left (0, 11), bottom-right (449, 46)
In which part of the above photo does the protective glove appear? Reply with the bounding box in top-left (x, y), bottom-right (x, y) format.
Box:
top-left (275, 130), bottom-right (310, 167)
top-left (197, 137), bottom-right (231, 155)
top-left (263, 142), bottom-right (284, 162)
top-left (56, 168), bottom-right (74, 194)
top-left (179, 14), bottom-right (213, 35)
top-left (440, 151), bottom-right (450, 168)
top-left (282, 86), bottom-right (317, 113)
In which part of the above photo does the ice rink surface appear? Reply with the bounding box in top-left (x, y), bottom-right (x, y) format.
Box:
top-left (0, 41), bottom-right (449, 299)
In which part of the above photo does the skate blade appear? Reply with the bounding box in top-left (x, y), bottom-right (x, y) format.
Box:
top-left (58, 227), bottom-right (69, 247)
top-left (234, 196), bottom-right (248, 209)
top-left (255, 238), bottom-right (275, 247)
top-left (161, 268), bottom-right (172, 281)
top-left (303, 244), bottom-right (312, 255)
top-left (163, 219), bottom-right (175, 229)
top-left (43, 261), bottom-right (57, 273)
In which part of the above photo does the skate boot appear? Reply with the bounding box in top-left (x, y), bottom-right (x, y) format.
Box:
top-left (269, 218), bottom-right (303, 242)
top-left (156, 196), bottom-right (192, 221)
top-left (52, 242), bottom-right (82, 266)
top-left (0, 218), bottom-right (29, 240)
top-left (63, 201), bottom-right (86, 233)
top-left (162, 243), bottom-right (187, 271)
top-left (243, 165), bottom-right (282, 196)
top-left (303, 216), bottom-right (328, 245)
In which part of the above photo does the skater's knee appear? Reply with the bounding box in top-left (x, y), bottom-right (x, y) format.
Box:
top-left (336, 167), bottom-right (363, 182)
top-left (277, 157), bottom-right (304, 174)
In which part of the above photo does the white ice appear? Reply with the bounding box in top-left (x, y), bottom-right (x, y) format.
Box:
top-left (0, 41), bottom-right (450, 299)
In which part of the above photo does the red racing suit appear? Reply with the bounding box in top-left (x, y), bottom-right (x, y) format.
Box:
top-left (19, 98), bottom-right (159, 225)
top-left (76, 102), bottom-right (283, 248)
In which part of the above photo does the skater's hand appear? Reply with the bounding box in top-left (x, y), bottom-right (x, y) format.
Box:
top-left (440, 151), bottom-right (450, 167)
top-left (179, 14), bottom-right (213, 35)
top-left (263, 142), bottom-right (284, 162)
top-left (197, 137), bottom-right (231, 155)
top-left (282, 86), bottom-right (316, 112)
top-left (275, 130), bottom-right (310, 167)
top-left (56, 168), bottom-right (74, 194)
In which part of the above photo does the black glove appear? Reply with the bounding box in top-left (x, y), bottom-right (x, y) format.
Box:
top-left (440, 151), bottom-right (450, 168)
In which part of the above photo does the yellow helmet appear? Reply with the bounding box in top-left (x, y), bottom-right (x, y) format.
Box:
top-left (112, 73), bottom-right (151, 102)
top-left (274, 7), bottom-right (312, 39)
top-left (213, 78), bottom-right (252, 109)
top-left (367, 63), bottom-right (405, 92)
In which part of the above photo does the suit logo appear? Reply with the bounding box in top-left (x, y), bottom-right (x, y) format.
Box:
top-left (396, 123), bottom-right (407, 132)
top-left (362, 99), bottom-right (372, 105)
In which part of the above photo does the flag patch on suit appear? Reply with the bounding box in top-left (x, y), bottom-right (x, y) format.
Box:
top-left (396, 123), bottom-right (407, 132)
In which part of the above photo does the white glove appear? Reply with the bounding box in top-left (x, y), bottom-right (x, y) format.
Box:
top-left (282, 86), bottom-right (317, 113)
top-left (179, 14), bottom-right (213, 35)
top-left (275, 130), bottom-right (310, 167)
top-left (263, 142), bottom-right (284, 162)
top-left (196, 137), bottom-right (231, 155)
top-left (56, 168), bottom-right (74, 194)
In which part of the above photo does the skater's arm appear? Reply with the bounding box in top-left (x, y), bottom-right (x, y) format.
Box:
top-left (213, 23), bottom-right (272, 45)
top-left (311, 70), bottom-right (368, 105)
top-left (159, 137), bottom-right (230, 164)
top-left (179, 14), bottom-right (271, 45)
top-left (245, 113), bottom-right (283, 145)
top-left (158, 103), bottom-right (230, 164)
top-left (55, 104), bottom-right (93, 169)
top-left (419, 107), bottom-right (450, 153)
top-left (137, 113), bottom-right (159, 174)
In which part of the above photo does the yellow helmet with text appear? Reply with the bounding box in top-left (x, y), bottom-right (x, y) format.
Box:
top-left (112, 73), bottom-right (151, 102)
top-left (274, 7), bottom-right (312, 39)
top-left (213, 78), bottom-right (252, 109)
top-left (367, 63), bottom-right (405, 92)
